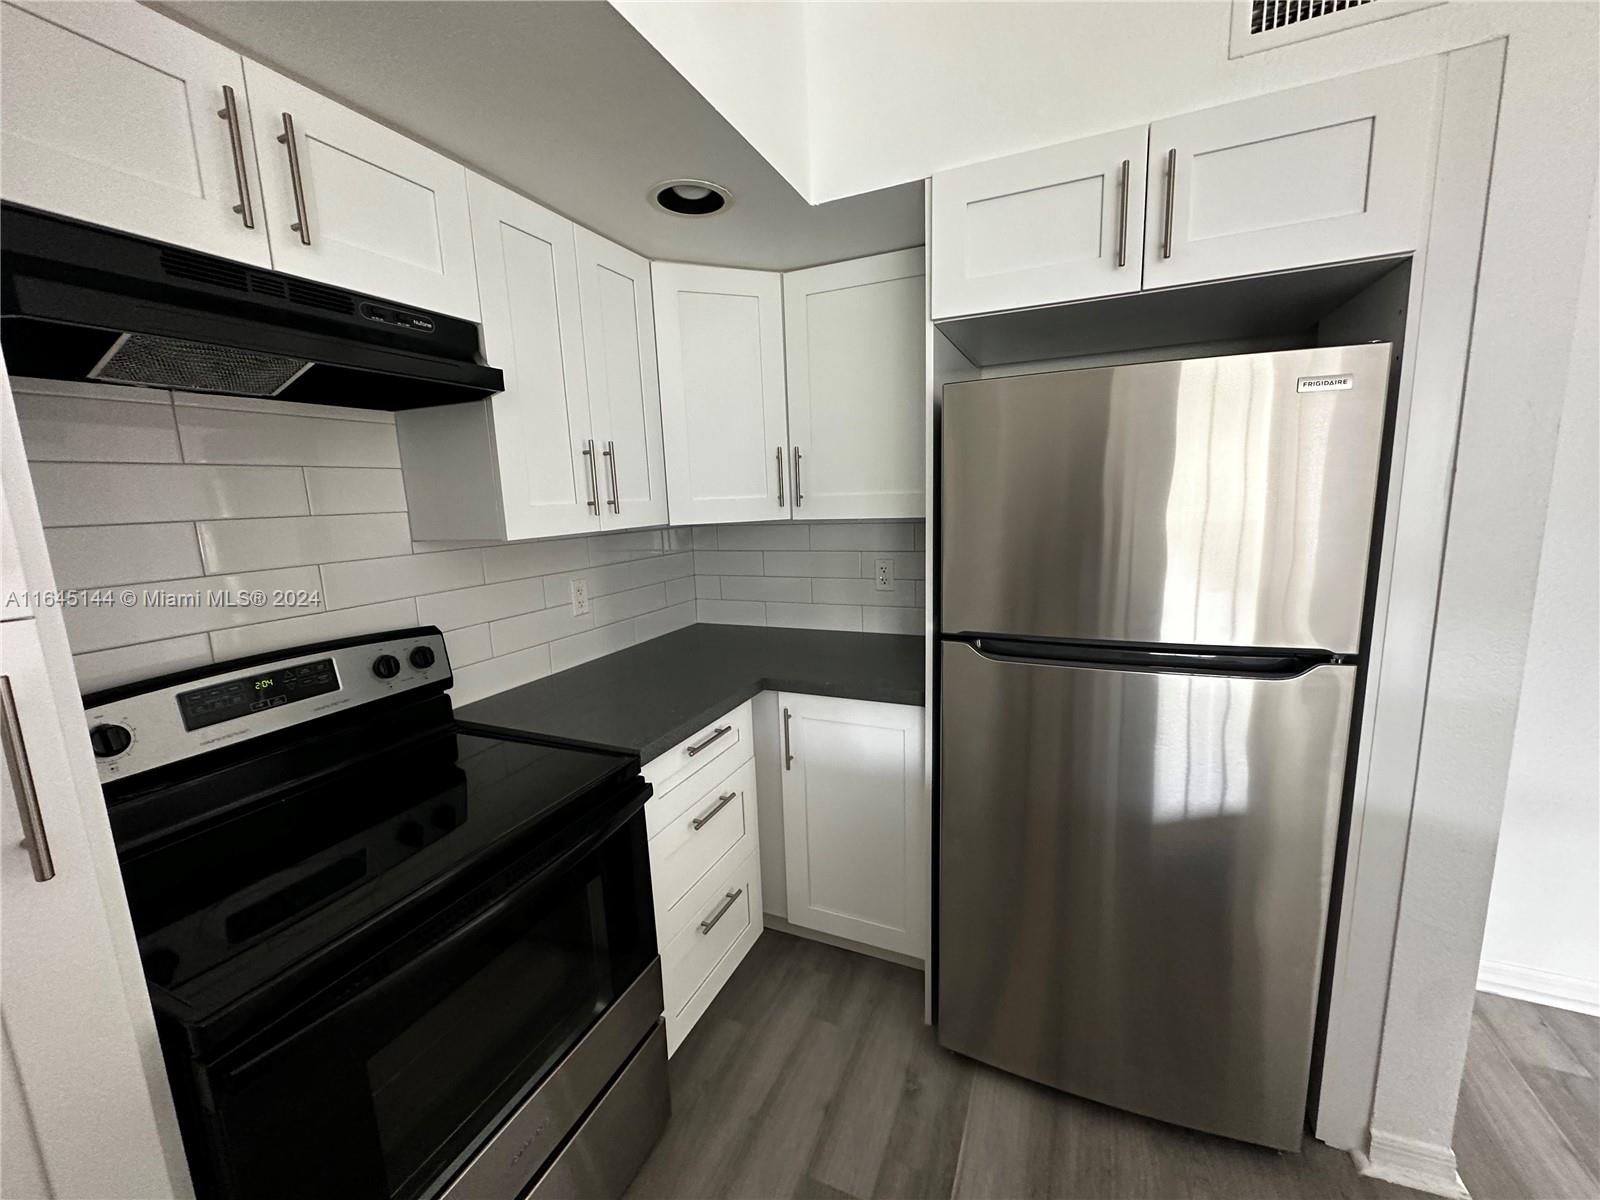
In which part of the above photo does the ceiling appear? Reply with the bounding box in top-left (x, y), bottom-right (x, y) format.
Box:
top-left (153, 1), bottom-right (923, 270)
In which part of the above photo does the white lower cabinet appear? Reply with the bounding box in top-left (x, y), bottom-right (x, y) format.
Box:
top-left (777, 694), bottom-right (926, 959)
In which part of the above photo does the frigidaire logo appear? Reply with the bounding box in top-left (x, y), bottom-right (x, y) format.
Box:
top-left (1296, 374), bottom-right (1355, 393)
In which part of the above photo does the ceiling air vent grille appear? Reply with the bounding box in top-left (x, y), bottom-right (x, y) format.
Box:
top-left (1229, 0), bottom-right (1440, 57)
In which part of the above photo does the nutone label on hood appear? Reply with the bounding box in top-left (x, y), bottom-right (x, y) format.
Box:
top-left (1296, 374), bottom-right (1355, 393)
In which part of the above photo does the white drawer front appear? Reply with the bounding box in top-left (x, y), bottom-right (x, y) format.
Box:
top-left (661, 846), bottom-right (762, 1054)
top-left (649, 758), bottom-right (756, 927)
top-left (642, 700), bottom-right (752, 799)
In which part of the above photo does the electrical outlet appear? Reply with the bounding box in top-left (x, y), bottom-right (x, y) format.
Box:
top-left (569, 578), bottom-right (590, 616)
top-left (874, 558), bottom-right (895, 591)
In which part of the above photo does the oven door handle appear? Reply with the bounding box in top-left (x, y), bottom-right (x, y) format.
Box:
top-left (214, 780), bottom-right (651, 1083)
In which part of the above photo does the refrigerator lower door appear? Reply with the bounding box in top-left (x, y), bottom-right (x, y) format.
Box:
top-left (937, 640), bottom-right (1357, 1150)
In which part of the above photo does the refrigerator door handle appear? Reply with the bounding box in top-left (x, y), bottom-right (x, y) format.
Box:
top-left (965, 636), bottom-right (1344, 679)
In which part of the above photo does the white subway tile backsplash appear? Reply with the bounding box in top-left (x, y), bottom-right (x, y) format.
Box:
top-left (812, 577), bottom-right (916, 608)
top-left (592, 582), bottom-right (666, 627)
top-left (175, 406), bottom-right (401, 467)
top-left (765, 602), bottom-right (863, 632)
top-left (33, 462), bottom-right (309, 526)
top-left (72, 635), bottom-right (213, 693)
top-left (490, 604), bottom-right (594, 656)
top-left (692, 549), bottom-right (764, 576)
top-left (443, 623), bottom-right (493, 668)
top-left (664, 577), bottom-right (695, 606)
top-left (450, 643), bottom-right (552, 707)
top-left (171, 392), bottom-right (396, 424)
top-left (320, 548), bottom-right (484, 610)
top-left (721, 576), bottom-right (813, 603)
top-left (715, 523), bottom-right (811, 551)
top-left (809, 522), bottom-right (916, 551)
top-left (15, 395), bottom-right (181, 462)
top-left (197, 513), bottom-right (412, 573)
top-left (482, 537), bottom-right (591, 583)
top-left (62, 566), bottom-right (323, 653)
top-left (45, 523), bottom-right (202, 588)
top-left (304, 468), bottom-right (408, 514)
top-left (863, 606), bottom-right (922, 635)
top-left (762, 550), bottom-right (860, 578)
top-left (867, 552), bottom-right (925, 580)
top-left (696, 598), bottom-right (766, 626)
top-left (544, 552), bottom-right (692, 601)
top-left (696, 576), bottom-right (721, 599)
top-left (208, 598), bottom-right (419, 660)
top-left (549, 621), bottom-right (636, 674)
top-left (636, 600), bottom-right (696, 643)
top-left (416, 577), bottom-right (545, 631)
top-left (589, 530), bottom-right (664, 563)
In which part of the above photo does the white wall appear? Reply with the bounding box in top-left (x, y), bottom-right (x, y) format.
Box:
top-left (1478, 202), bottom-right (1600, 1017)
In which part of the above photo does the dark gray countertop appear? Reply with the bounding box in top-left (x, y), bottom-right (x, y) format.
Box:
top-left (456, 624), bottom-right (924, 762)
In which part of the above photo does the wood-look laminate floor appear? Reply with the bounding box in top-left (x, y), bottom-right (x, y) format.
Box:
top-left (626, 931), bottom-right (1600, 1200)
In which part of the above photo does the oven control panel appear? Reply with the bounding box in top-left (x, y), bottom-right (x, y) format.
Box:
top-left (85, 629), bottom-right (450, 784)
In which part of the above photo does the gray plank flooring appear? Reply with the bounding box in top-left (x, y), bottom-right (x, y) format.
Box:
top-left (626, 931), bottom-right (1600, 1200)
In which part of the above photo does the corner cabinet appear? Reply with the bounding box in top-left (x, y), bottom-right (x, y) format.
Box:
top-left (241, 62), bottom-right (480, 320)
top-left (398, 178), bottom-right (668, 540)
top-left (777, 694), bottom-right (926, 959)
top-left (0, 0), bottom-right (271, 266)
top-left (652, 263), bottom-right (790, 525)
top-left (783, 249), bottom-right (926, 519)
top-left (930, 55), bottom-right (1443, 316)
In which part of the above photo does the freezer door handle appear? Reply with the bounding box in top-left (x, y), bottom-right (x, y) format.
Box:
top-left (965, 636), bottom-right (1343, 679)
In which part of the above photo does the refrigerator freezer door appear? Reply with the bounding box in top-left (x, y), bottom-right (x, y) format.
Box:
top-left (937, 641), bottom-right (1357, 1149)
top-left (940, 344), bottom-right (1389, 653)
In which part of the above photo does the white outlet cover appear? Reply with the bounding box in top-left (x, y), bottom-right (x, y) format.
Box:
top-left (570, 578), bottom-right (590, 615)
top-left (874, 558), bottom-right (895, 591)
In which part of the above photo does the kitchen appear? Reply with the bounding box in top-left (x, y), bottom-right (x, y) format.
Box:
top-left (1, 3), bottom-right (1595, 1200)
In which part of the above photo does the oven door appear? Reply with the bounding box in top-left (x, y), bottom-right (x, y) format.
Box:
top-left (194, 783), bottom-right (657, 1200)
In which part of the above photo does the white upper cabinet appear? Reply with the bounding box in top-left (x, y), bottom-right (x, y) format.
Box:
top-left (242, 61), bottom-right (480, 319)
top-left (931, 124), bottom-right (1149, 319)
top-left (398, 174), bottom-right (595, 542)
top-left (0, 0), bottom-right (270, 266)
top-left (779, 694), bottom-right (925, 959)
top-left (576, 229), bottom-right (669, 530)
top-left (783, 249), bottom-right (926, 520)
top-left (653, 263), bottom-right (789, 525)
top-left (1143, 57), bottom-right (1441, 289)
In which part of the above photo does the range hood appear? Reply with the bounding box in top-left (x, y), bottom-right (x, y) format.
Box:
top-left (1, 205), bottom-right (503, 409)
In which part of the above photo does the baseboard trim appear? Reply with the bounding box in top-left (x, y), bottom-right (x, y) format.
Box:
top-left (1477, 960), bottom-right (1600, 1016)
top-left (1355, 1129), bottom-right (1469, 1199)
top-left (763, 913), bottom-right (924, 971)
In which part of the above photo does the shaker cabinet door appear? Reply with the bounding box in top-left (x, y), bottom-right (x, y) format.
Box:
top-left (652, 263), bottom-right (789, 525)
top-left (930, 124), bottom-right (1148, 319)
top-left (783, 248), bottom-right (926, 520)
top-left (243, 61), bottom-right (479, 318)
top-left (576, 228), bottom-right (669, 530)
top-left (1143, 56), bottom-right (1441, 289)
top-left (0, 0), bottom-right (270, 266)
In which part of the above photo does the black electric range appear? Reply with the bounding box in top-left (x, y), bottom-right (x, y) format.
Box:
top-left (86, 627), bottom-right (670, 1200)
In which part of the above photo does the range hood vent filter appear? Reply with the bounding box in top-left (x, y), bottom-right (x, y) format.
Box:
top-left (90, 332), bottom-right (311, 397)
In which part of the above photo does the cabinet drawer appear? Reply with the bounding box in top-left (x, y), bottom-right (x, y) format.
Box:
top-left (648, 758), bottom-right (756, 928)
top-left (642, 701), bottom-right (752, 798)
top-left (661, 846), bottom-right (762, 1055)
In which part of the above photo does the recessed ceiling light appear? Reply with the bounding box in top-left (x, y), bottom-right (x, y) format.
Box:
top-left (650, 179), bottom-right (731, 217)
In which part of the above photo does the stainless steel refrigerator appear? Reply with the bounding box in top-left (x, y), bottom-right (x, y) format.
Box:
top-left (937, 343), bottom-right (1391, 1151)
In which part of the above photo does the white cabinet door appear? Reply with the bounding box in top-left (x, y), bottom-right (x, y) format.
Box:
top-left (0, 0), bottom-right (270, 266)
top-left (779, 694), bottom-right (925, 958)
top-left (784, 249), bottom-right (926, 520)
top-left (243, 61), bottom-right (479, 318)
top-left (576, 228), bottom-right (668, 530)
top-left (930, 124), bottom-right (1148, 319)
top-left (1144, 57), bottom-right (1441, 289)
top-left (653, 263), bottom-right (789, 525)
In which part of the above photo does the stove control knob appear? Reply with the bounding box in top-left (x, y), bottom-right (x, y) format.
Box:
top-left (409, 645), bottom-right (436, 670)
top-left (372, 654), bottom-right (401, 680)
top-left (88, 723), bottom-right (132, 758)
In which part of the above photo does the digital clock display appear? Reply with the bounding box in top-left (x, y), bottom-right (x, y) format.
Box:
top-left (176, 658), bottom-right (339, 731)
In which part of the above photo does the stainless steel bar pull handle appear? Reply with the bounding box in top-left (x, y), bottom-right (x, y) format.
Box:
top-left (581, 440), bottom-right (599, 514)
top-left (603, 440), bottom-right (620, 513)
top-left (1115, 158), bottom-right (1130, 269)
top-left (0, 677), bottom-right (54, 883)
top-left (782, 706), bottom-right (793, 770)
top-left (775, 446), bottom-right (785, 507)
top-left (691, 790), bottom-right (738, 831)
top-left (685, 724), bottom-right (732, 757)
top-left (218, 85), bottom-right (255, 230)
top-left (277, 113), bottom-right (312, 245)
top-left (699, 888), bottom-right (742, 934)
top-left (792, 446), bottom-right (804, 509)
top-left (1161, 148), bottom-right (1177, 260)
